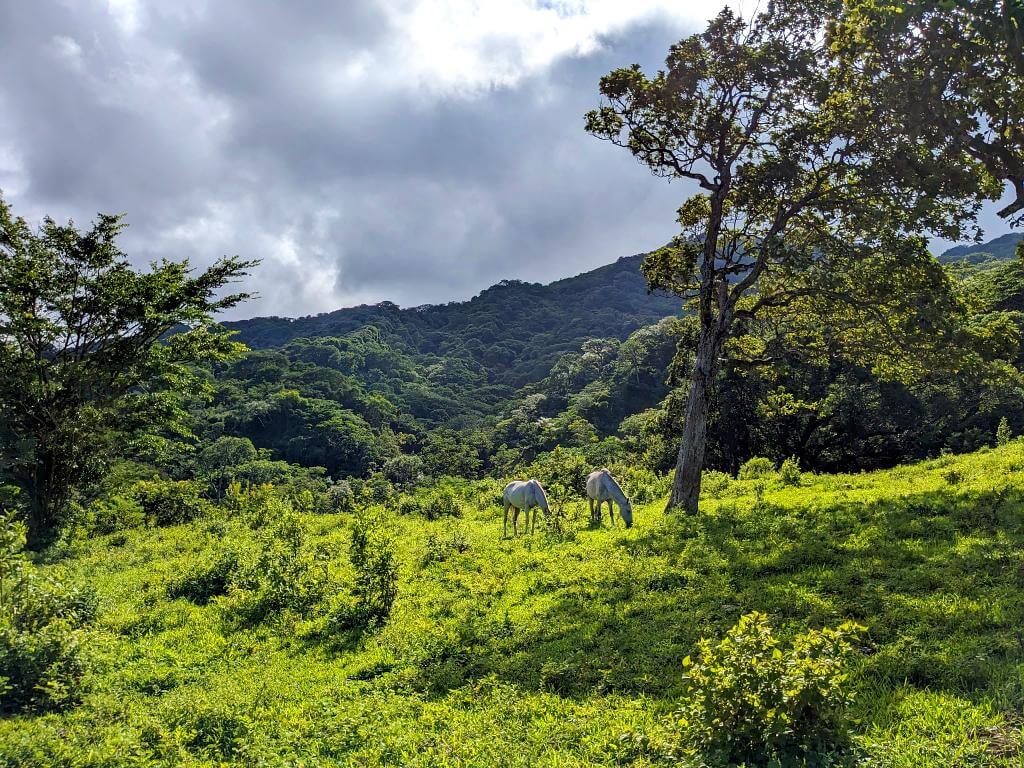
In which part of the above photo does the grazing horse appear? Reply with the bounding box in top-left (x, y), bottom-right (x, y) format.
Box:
top-left (502, 479), bottom-right (551, 537)
top-left (586, 468), bottom-right (633, 528)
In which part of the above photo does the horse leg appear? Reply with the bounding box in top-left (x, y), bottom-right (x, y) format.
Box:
top-left (503, 503), bottom-right (510, 538)
top-left (513, 507), bottom-right (520, 536)
top-left (609, 500), bottom-right (616, 527)
top-left (588, 497), bottom-right (595, 524)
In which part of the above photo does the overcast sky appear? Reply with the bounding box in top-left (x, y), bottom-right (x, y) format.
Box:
top-left (0, 1), bottom-right (1015, 319)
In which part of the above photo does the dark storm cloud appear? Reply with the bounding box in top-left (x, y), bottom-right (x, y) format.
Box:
top-left (0, 2), bottom-right (723, 317)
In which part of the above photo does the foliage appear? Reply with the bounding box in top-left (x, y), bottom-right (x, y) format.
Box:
top-left (996, 416), bottom-right (1013, 446)
top-left (166, 548), bottom-right (240, 605)
top-left (3, 445), bottom-right (1024, 763)
top-left (586, 3), bottom-right (1021, 513)
top-left (778, 457), bottom-right (803, 487)
top-left (831, 0), bottom-right (1024, 224)
top-left (330, 511), bottom-right (397, 632)
top-left (130, 478), bottom-right (210, 527)
top-left (0, 196), bottom-right (253, 547)
top-left (0, 513), bottom-right (96, 713)
top-left (526, 447), bottom-right (589, 509)
top-left (422, 521), bottom-right (471, 566)
top-left (80, 494), bottom-right (146, 536)
top-left (225, 500), bottom-right (330, 623)
top-left (674, 612), bottom-right (864, 765)
top-left (739, 457), bottom-right (775, 481)
top-left (313, 480), bottom-right (355, 515)
top-left (424, 490), bottom-right (462, 520)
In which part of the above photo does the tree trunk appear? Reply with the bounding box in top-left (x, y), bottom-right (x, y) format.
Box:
top-left (24, 451), bottom-right (63, 551)
top-left (667, 328), bottom-right (725, 514)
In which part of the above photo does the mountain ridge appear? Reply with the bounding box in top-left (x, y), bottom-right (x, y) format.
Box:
top-left (938, 232), bottom-right (1022, 263)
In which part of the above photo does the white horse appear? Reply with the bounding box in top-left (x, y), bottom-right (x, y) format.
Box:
top-left (586, 469), bottom-right (633, 528)
top-left (502, 479), bottom-right (551, 537)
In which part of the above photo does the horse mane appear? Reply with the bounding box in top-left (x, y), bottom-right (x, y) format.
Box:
top-left (532, 478), bottom-right (552, 509)
top-left (604, 472), bottom-right (630, 506)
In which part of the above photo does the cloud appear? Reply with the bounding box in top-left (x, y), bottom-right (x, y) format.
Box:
top-left (15, 0), bottom-right (1005, 321)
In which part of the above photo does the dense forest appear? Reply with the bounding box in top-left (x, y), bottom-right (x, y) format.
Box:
top-left (181, 233), bottom-right (1024, 488)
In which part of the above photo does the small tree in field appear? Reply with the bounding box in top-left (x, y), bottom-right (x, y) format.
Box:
top-left (586, 4), bottom-right (1018, 513)
top-left (0, 197), bottom-right (254, 547)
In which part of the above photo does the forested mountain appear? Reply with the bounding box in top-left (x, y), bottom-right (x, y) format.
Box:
top-left (938, 232), bottom-right (1023, 263)
top-left (195, 243), bottom-right (1024, 486)
top-left (224, 254), bottom-right (680, 391)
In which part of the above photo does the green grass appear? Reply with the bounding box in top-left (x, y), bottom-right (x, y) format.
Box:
top-left (3, 444), bottom-right (1024, 766)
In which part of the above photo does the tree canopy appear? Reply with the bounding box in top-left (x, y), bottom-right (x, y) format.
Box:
top-left (0, 197), bottom-right (254, 546)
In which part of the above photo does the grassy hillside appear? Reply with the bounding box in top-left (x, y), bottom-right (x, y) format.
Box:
top-left (4, 444), bottom-right (1024, 766)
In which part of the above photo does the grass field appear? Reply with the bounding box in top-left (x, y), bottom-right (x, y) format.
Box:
top-left (3, 444), bottom-right (1024, 766)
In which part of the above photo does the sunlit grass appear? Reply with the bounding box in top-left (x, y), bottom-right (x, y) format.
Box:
top-left (3, 443), bottom-right (1024, 765)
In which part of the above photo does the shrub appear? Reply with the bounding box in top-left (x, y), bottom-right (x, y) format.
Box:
top-left (397, 496), bottom-right (423, 516)
top-left (84, 495), bottom-right (145, 535)
top-left (225, 482), bottom-right (280, 528)
top-left (942, 468), bottom-right (963, 485)
top-left (167, 549), bottom-right (241, 605)
top-left (701, 470), bottom-right (732, 497)
top-left (132, 479), bottom-right (210, 526)
top-left (422, 522), bottom-right (471, 566)
top-left (612, 465), bottom-right (672, 505)
top-left (0, 513), bottom-right (97, 713)
top-left (355, 472), bottom-right (394, 505)
top-left (675, 612), bottom-right (863, 765)
top-left (738, 457), bottom-right (775, 480)
top-left (227, 505), bottom-right (330, 622)
top-left (996, 416), bottom-right (1012, 446)
top-left (383, 455), bottom-right (424, 488)
top-left (425, 491), bottom-right (462, 520)
top-left (329, 512), bottom-right (397, 632)
top-left (314, 481), bottom-right (355, 514)
top-left (779, 456), bottom-right (802, 486)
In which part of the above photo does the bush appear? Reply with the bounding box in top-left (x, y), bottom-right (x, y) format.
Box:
top-left (132, 479), bottom-right (210, 526)
top-left (611, 465), bottom-right (672, 505)
top-left (779, 457), bottom-right (802, 486)
top-left (84, 495), bottom-right (145, 535)
top-left (167, 549), bottom-right (241, 605)
top-left (329, 512), bottom-right (397, 632)
top-left (382, 455), bottom-right (424, 488)
top-left (0, 513), bottom-right (97, 713)
top-left (996, 416), bottom-right (1012, 446)
top-left (397, 496), bottom-right (423, 516)
top-left (314, 481), bottom-right (355, 514)
top-left (425, 491), bottom-right (462, 520)
top-left (675, 612), bottom-right (863, 765)
top-left (738, 457), bottom-right (775, 481)
top-left (701, 470), bottom-right (732, 497)
top-left (422, 522), bottom-right (471, 566)
top-left (226, 504), bottom-right (330, 623)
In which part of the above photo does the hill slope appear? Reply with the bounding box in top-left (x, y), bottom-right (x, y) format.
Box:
top-left (225, 254), bottom-right (681, 390)
top-left (4, 444), bottom-right (1023, 765)
top-left (938, 232), bottom-right (1023, 264)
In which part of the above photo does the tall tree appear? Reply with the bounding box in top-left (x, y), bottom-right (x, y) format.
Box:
top-left (586, 4), bottom-right (1011, 512)
top-left (0, 197), bottom-right (254, 547)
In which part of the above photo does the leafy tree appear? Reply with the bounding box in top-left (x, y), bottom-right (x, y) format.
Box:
top-left (0, 198), bottom-right (253, 546)
top-left (831, 0), bottom-right (1024, 223)
top-left (586, 5), bottom-right (1017, 512)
